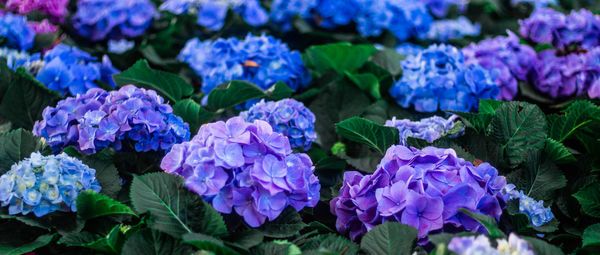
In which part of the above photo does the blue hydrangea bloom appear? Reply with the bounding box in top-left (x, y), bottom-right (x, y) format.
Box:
top-left (0, 12), bottom-right (35, 50)
top-left (389, 44), bottom-right (499, 112)
top-left (35, 44), bottom-right (119, 96)
top-left (511, 0), bottom-right (557, 9)
top-left (354, 0), bottom-right (433, 41)
top-left (161, 116), bottom-right (320, 227)
top-left (503, 184), bottom-right (554, 227)
top-left (449, 233), bottom-right (535, 255)
top-left (395, 43), bottom-right (424, 56)
top-left (33, 85), bottom-right (191, 154)
top-left (241, 99), bottom-right (317, 150)
top-left (425, 16), bottom-right (481, 42)
top-left (269, 0), bottom-right (317, 31)
top-left (160, 0), bottom-right (267, 31)
top-left (423, 0), bottom-right (467, 17)
top-left (178, 33), bottom-right (311, 96)
top-left (385, 115), bottom-right (462, 145)
top-left (0, 47), bottom-right (41, 70)
top-left (0, 152), bottom-right (101, 217)
top-left (108, 39), bottom-right (135, 54)
top-left (72, 0), bottom-right (157, 41)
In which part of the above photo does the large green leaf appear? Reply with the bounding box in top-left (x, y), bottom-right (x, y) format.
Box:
top-left (182, 233), bottom-right (240, 255)
top-left (522, 237), bottom-right (564, 255)
top-left (121, 228), bottom-right (193, 255)
top-left (305, 43), bottom-right (377, 75)
top-left (369, 48), bottom-right (404, 76)
top-left (583, 224), bottom-right (600, 247)
top-left (345, 72), bottom-right (381, 99)
top-left (360, 222), bottom-right (418, 255)
top-left (548, 100), bottom-right (600, 142)
top-left (113, 59), bottom-right (194, 103)
top-left (0, 234), bottom-right (56, 255)
top-left (59, 225), bottom-right (125, 254)
top-left (252, 240), bottom-right (302, 255)
top-left (206, 80), bottom-right (266, 110)
top-left (507, 151), bottom-right (566, 201)
top-left (458, 209), bottom-right (505, 239)
top-left (225, 229), bottom-right (264, 250)
top-left (266, 81), bottom-right (294, 101)
top-left (0, 129), bottom-right (49, 174)
top-left (130, 172), bottom-right (227, 238)
top-left (81, 157), bottom-right (121, 198)
top-left (258, 207), bottom-right (306, 238)
top-left (573, 182), bottom-right (600, 218)
top-left (490, 101), bottom-right (547, 168)
top-left (544, 138), bottom-right (575, 164)
top-left (76, 190), bottom-right (136, 220)
top-left (173, 99), bottom-right (215, 134)
top-left (335, 117), bottom-right (399, 155)
top-left (301, 233), bottom-right (359, 255)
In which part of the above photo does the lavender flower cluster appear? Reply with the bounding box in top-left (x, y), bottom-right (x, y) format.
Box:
top-left (384, 115), bottom-right (461, 145)
top-left (389, 44), bottom-right (499, 112)
top-left (504, 184), bottom-right (554, 227)
top-left (178, 33), bottom-right (311, 96)
top-left (449, 233), bottom-right (535, 255)
top-left (34, 44), bottom-right (119, 96)
top-left (0, 47), bottom-right (40, 70)
top-left (241, 99), bottom-right (317, 150)
top-left (0, 12), bottom-right (35, 50)
top-left (159, 0), bottom-right (268, 31)
top-left (0, 152), bottom-right (101, 217)
top-left (161, 116), bottom-right (320, 227)
top-left (462, 31), bottom-right (537, 100)
top-left (330, 145), bottom-right (507, 240)
top-left (72, 0), bottom-right (157, 41)
top-left (33, 85), bottom-right (191, 154)
top-left (2, 0), bottom-right (69, 23)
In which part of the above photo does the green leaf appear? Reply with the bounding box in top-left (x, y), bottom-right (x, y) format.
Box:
top-left (507, 151), bottom-right (567, 201)
top-left (369, 48), bottom-right (404, 76)
top-left (458, 209), bottom-right (505, 238)
top-left (573, 182), bottom-right (600, 218)
top-left (252, 240), bottom-right (302, 255)
top-left (113, 59), bottom-right (193, 103)
top-left (335, 117), bottom-right (399, 155)
top-left (544, 138), bottom-right (575, 164)
top-left (81, 157), bottom-right (121, 198)
top-left (360, 222), bottom-right (418, 255)
top-left (583, 223), bottom-right (600, 247)
top-left (76, 190), bottom-right (136, 220)
top-left (301, 233), bottom-right (359, 254)
top-left (0, 234), bottom-right (55, 255)
top-left (490, 101), bottom-right (547, 168)
top-left (0, 209), bottom-right (50, 230)
top-left (130, 172), bottom-right (228, 238)
top-left (173, 99), bottom-right (215, 133)
top-left (345, 72), bottom-right (381, 99)
top-left (183, 233), bottom-right (240, 255)
top-left (0, 129), bottom-right (49, 174)
top-left (206, 80), bottom-right (266, 110)
top-left (478, 99), bottom-right (505, 114)
top-left (548, 100), bottom-right (600, 142)
top-left (266, 81), bottom-right (294, 101)
top-left (305, 43), bottom-right (377, 75)
top-left (0, 67), bottom-right (61, 129)
top-left (521, 237), bottom-right (564, 255)
top-left (121, 228), bottom-right (193, 255)
top-left (59, 225), bottom-right (125, 254)
top-left (226, 229), bottom-right (264, 250)
top-left (258, 207), bottom-right (307, 238)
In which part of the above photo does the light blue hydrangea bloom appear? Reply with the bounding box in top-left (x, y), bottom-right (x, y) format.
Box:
top-left (503, 184), bottom-right (554, 227)
top-left (108, 39), bottom-right (135, 54)
top-left (0, 47), bottom-right (41, 70)
top-left (425, 16), bottom-right (481, 42)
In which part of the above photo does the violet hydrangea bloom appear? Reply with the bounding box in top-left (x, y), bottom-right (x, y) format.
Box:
top-left (330, 145), bottom-right (507, 240)
top-left (35, 44), bottom-right (119, 96)
top-left (72, 0), bottom-right (157, 41)
top-left (384, 115), bottom-right (462, 145)
top-left (389, 44), bottom-right (499, 112)
top-left (160, 116), bottom-right (320, 227)
top-left (27, 19), bottom-right (58, 34)
top-left (178, 33), bottom-right (311, 96)
top-left (462, 31), bottom-right (537, 100)
top-left (241, 99), bottom-right (317, 150)
top-left (448, 233), bottom-right (535, 255)
top-left (0, 12), bottom-right (35, 50)
top-left (33, 85), bottom-right (191, 154)
top-left (0, 152), bottom-right (101, 217)
top-left (425, 16), bottom-right (481, 42)
top-left (2, 0), bottom-right (69, 23)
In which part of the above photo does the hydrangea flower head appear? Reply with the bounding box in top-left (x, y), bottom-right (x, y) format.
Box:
top-left (389, 44), bottom-right (499, 112)
top-left (0, 47), bottom-right (40, 70)
top-left (2, 0), bottom-right (69, 23)
top-left (269, 0), bottom-right (317, 31)
top-left (503, 184), bottom-right (554, 227)
top-left (511, 0), bottom-right (557, 9)
top-left (27, 19), bottom-right (58, 34)
top-left (330, 145), bottom-right (507, 240)
top-left (178, 34), bottom-right (311, 96)
top-left (35, 44), bottom-right (119, 96)
top-left (0, 152), bottom-right (101, 217)
top-left (160, 0), bottom-right (267, 31)
top-left (384, 115), bottom-right (462, 145)
top-left (395, 43), bottom-right (424, 56)
top-left (72, 0), bottom-right (157, 41)
top-left (241, 99), bottom-right (316, 150)
top-left (108, 39), bottom-right (135, 54)
top-left (0, 12), bottom-right (35, 50)
top-left (449, 233), bottom-right (535, 255)
top-left (161, 116), bottom-right (320, 227)
top-left (463, 31), bottom-right (537, 100)
top-left (33, 85), bottom-right (191, 154)
top-left (354, 0), bottom-right (432, 41)
top-left (423, 0), bottom-right (467, 17)
top-left (425, 17), bottom-right (481, 42)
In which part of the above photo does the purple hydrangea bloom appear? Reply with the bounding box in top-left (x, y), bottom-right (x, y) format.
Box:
top-left (384, 115), bottom-right (462, 145)
top-left (449, 233), bottom-right (535, 255)
top-left (425, 16), bottom-right (481, 42)
top-left (0, 152), bottom-right (101, 217)
top-left (160, 0), bottom-right (267, 31)
top-left (330, 145), bottom-right (507, 240)
top-left (178, 33), bottom-right (311, 97)
top-left (462, 31), bottom-right (537, 100)
top-left (33, 85), bottom-right (191, 154)
top-left (0, 12), bottom-right (35, 50)
top-left (390, 44), bottom-right (500, 112)
top-left (503, 184), bottom-right (554, 227)
top-left (72, 0), bottom-right (156, 41)
top-left (519, 8), bottom-right (600, 50)
top-left (0, 47), bottom-right (41, 70)
top-left (27, 19), bottom-right (58, 34)
top-left (241, 99), bottom-right (316, 150)
top-left (34, 44), bottom-right (119, 96)
top-left (2, 0), bottom-right (69, 23)
top-left (530, 49), bottom-right (600, 99)
top-left (160, 116), bottom-right (320, 227)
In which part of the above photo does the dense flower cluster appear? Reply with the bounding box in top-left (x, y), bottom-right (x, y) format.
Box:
top-left (33, 85), bottom-right (191, 154)
top-left (2, 0), bottom-right (68, 22)
top-left (423, 0), bottom-right (467, 17)
top-left (28, 19), bottom-right (58, 34)
top-left (72, 0), bottom-right (157, 41)
top-left (0, 47), bottom-right (40, 69)
top-left (35, 44), bottom-right (119, 96)
top-left (449, 233), bottom-right (535, 255)
top-left (161, 116), bottom-right (320, 227)
top-left (241, 99), bottom-right (317, 150)
top-left (0, 152), bottom-right (101, 217)
top-left (519, 8), bottom-right (600, 50)
top-left (389, 44), bottom-right (499, 112)
top-left (160, 0), bottom-right (267, 31)
top-left (330, 145), bottom-right (507, 240)
top-left (504, 184), bottom-right (554, 227)
top-left (395, 43), bottom-right (424, 56)
top-left (462, 31), bottom-right (537, 100)
top-left (425, 17), bottom-right (480, 42)
top-left (178, 33), bottom-right (311, 96)
top-left (0, 12), bottom-right (35, 50)
top-left (384, 115), bottom-right (461, 145)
